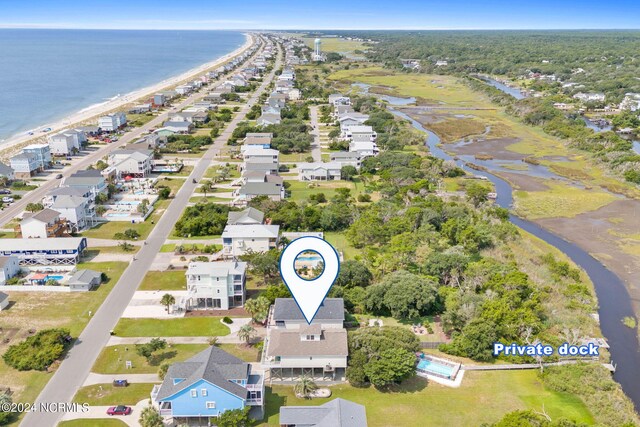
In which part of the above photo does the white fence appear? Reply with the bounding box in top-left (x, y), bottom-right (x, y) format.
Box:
top-left (0, 285), bottom-right (70, 293)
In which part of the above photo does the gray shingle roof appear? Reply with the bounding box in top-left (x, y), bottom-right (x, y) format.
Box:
top-left (156, 346), bottom-right (249, 401)
top-left (24, 208), bottom-right (60, 223)
top-left (67, 269), bottom-right (102, 285)
top-left (273, 298), bottom-right (344, 322)
top-left (227, 207), bottom-right (264, 225)
top-left (279, 398), bottom-right (368, 427)
top-left (238, 182), bottom-right (281, 196)
top-left (0, 292), bottom-right (8, 302)
top-left (267, 328), bottom-right (348, 357)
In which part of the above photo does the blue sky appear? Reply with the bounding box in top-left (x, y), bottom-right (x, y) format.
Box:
top-left (0, 0), bottom-right (639, 30)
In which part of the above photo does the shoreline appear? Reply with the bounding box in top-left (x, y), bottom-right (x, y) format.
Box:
top-left (0, 32), bottom-right (253, 161)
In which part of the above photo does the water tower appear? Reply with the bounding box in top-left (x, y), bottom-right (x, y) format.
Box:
top-left (314, 38), bottom-right (322, 59)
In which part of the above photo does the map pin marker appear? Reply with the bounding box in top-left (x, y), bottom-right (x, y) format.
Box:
top-left (279, 236), bottom-right (340, 324)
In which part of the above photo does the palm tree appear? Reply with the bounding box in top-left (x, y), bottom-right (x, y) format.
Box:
top-left (295, 375), bottom-right (318, 399)
top-left (244, 296), bottom-right (271, 324)
top-left (237, 324), bottom-right (256, 345)
top-left (160, 293), bottom-right (176, 314)
top-left (139, 405), bottom-right (163, 427)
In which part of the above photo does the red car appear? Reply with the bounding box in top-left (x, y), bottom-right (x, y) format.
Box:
top-left (107, 405), bottom-right (132, 416)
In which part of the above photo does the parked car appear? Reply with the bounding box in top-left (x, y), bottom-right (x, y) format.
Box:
top-left (2, 197), bottom-right (14, 203)
top-left (55, 174), bottom-right (63, 179)
top-left (106, 405), bottom-right (131, 416)
top-left (112, 379), bottom-right (128, 387)
top-left (0, 189), bottom-right (11, 195)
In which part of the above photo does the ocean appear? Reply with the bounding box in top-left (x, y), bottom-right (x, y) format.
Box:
top-left (0, 29), bottom-right (245, 142)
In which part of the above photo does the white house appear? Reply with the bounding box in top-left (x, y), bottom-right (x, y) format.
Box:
top-left (262, 298), bottom-right (347, 381)
top-left (620, 93), bottom-right (640, 111)
top-left (48, 129), bottom-right (87, 156)
top-left (257, 113), bottom-right (281, 127)
top-left (328, 94), bottom-right (350, 106)
top-left (23, 144), bottom-right (52, 170)
top-left (345, 125), bottom-right (377, 143)
top-left (243, 147), bottom-right (279, 163)
top-left (51, 195), bottom-right (94, 230)
top-left (298, 162), bottom-right (342, 181)
top-left (221, 224), bottom-right (280, 257)
top-left (0, 256), bottom-right (20, 285)
top-left (161, 121), bottom-right (194, 134)
top-left (234, 182), bottom-right (285, 205)
top-left (107, 149), bottom-right (153, 178)
top-left (573, 92), bottom-right (606, 103)
top-left (330, 151), bottom-right (362, 169)
top-left (0, 163), bottom-right (15, 181)
top-left (242, 157), bottom-right (280, 176)
top-left (61, 170), bottom-right (108, 201)
top-left (10, 153), bottom-right (39, 180)
top-left (338, 113), bottom-right (369, 134)
top-left (18, 208), bottom-right (70, 239)
top-left (349, 141), bottom-right (379, 158)
top-left (182, 260), bottom-right (247, 310)
top-left (175, 84), bottom-right (193, 95)
top-left (98, 112), bottom-right (127, 132)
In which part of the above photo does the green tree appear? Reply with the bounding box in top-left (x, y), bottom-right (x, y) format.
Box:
top-left (244, 296), bottom-right (271, 324)
top-left (139, 405), bottom-right (163, 427)
top-left (341, 165), bottom-right (358, 181)
top-left (335, 260), bottom-right (373, 288)
top-left (158, 363), bottom-right (169, 380)
top-left (157, 186), bottom-right (171, 199)
top-left (137, 199), bottom-right (150, 215)
top-left (363, 347), bottom-right (416, 388)
top-left (2, 329), bottom-right (71, 371)
top-left (241, 249), bottom-right (280, 285)
top-left (217, 407), bottom-right (251, 427)
top-left (136, 338), bottom-right (167, 363)
top-left (294, 375), bottom-right (318, 398)
top-left (237, 324), bottom-right (256, 345)
top-left (160, 293), bottom-right (176, 314)
top-left (466, 182), bottom-right (490, 207)
top-left (440, 319), bottom-right (498, 362)
top-left (25, 202), bottom-right (44, 212)
top-left (364, 271), bottom-right (439, 319)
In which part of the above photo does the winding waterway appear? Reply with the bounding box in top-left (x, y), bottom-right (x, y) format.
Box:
top-left (390, 107), bottom-right (640, 412)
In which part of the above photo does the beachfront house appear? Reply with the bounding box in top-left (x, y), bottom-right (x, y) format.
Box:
top-left (17, 208), bottom-right (71, 238)
top-left (22, 144), bottom-right (52, 170)
top-left (298, 162), bottom-right (342, 181)
top-left (279, 398), bottom-right (368, 427)
top-left (182, 260), bottom-right (247, 310)
top-left (48, 129), bottom-right (87, 156)
top-left (262, 298), bottom-right (348, 382)
top-left (107, 149), bottom-right (153, 178)
top-left (153, 93), bottom-right (167, 107)
top-left (0, 256), bottom-right (20, 286)
top-left (328, 94), bottom-right (351, 106)
top-left (338, 113), bottom-right (370, 134)
top-left (0, 163), bottom-right (15, 182)
top-left (221, 224), bottom-right (280, 257)
top-left (150, 346), bottom-right (264, 422)
top-left (344, 125), bottom-right (376, 143)
top-left (98, 112), bottom-right (127, 132)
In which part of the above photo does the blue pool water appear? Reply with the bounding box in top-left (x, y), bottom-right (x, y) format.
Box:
top-left (296, 255), bottom-right (322, 262)
top-left (417, 358), bottom-right (455, 378)
top-left (45, 275), bottom-right (65, 281)
top-left (106, 213), bottom-right (131, 218)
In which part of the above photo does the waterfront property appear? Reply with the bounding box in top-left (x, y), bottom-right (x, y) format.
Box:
top-left (48, 129), bottom-right (87, 156)
top-left (349, 141), bottom-right (379, 158)
top-left (344, 125), bottom-right (377, 143)
top-left (151, 346), bottom-right (264, 422)
top-left (9, 152), bottom-right (40, 180)
top-left (182, 260), bottom-right (247, 310)
top-left (98, 112), bottom-right (127, 132)
top-left (279, 398), bottom-right (368, 427)
top-left (221, 224), bottom-right (280, 256)
top-left (0, 162), bottom-right (15, 181)
top-left (262, 298), bottom-right (348, 382)
top-left (0, 237), bottom-right (87, 265)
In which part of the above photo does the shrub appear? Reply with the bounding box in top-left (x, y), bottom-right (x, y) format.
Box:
top-left (3, 329), bottom-right (71, 371)
top-left (223, 316), bottom-right (233, 324)
top-left (357, 194), bottom-right (372, 202)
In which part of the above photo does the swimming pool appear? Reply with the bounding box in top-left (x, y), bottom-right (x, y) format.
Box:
top-left (106, 213), bottom-right (132, 218)
top-left (296, 255), bottom-right (322, 262)
top-left (45, 275), bottom-right (65, 281)
top-left (417, 357), bottom-right (457, 378)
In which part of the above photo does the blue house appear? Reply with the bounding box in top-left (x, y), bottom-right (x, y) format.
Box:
top-left (151, 346), bottom-right (264, 423)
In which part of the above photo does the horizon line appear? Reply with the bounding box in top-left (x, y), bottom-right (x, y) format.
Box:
top-left (1, 25), bottom-right (640, 31)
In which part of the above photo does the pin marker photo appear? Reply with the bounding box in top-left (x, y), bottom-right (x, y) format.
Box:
top-left (279, 236), bottom-right (340, 324)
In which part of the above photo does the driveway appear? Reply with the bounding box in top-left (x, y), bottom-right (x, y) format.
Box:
top-left (59, 399), bottom-right (150, 427)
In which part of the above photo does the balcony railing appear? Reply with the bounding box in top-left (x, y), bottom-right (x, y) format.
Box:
top-left (246, 398), bottom-right (263, 406)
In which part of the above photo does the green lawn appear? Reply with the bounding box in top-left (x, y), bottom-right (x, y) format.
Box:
top-left (287, 179), bottom-right (364, 202)
top-left (261, 371), bottom-right (594, 427)
top-left (154, 177), bottom-right (186, 195)
top-left (138, 270), bottom-right (186, 291)
top-left (0, 261), bottom-right (127, 426)
top-left (188, 196), bottom-right (232, 203)
top-left (217, 344), bottom-right (261, 362)
top-left (324, 232), bottom-right (360, 260)
top-left (81, 199), bottom-right (171, 240)
top-left (73, 383), bottom-right (155, 406)
top-left (113, 318), bottom-right (230, 337)
top-left (93, 344), bottom-right (208, 374)
top-left (58, 420), bottom-right (128, 427)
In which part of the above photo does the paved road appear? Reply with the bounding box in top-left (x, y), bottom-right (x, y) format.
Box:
top-left (0, 35), bottom-right (257, 228)
top-left (21, 37), bottom-right (280, 427)
top-left (309, 105), bottom-right (322, 162)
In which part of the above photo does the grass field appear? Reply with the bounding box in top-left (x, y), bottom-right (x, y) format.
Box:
top-left (260, 371), bottom-right (594, 427)
top-left (113, 318), bottom-right (230, 337)
top-left (287, 179), bottom-right (365, 202)
top-left (514, 182), bottom-right (618, 219)
top-left (59, 420), bottom-right (128, 427)
top-left (301, 37), bottom-right (368, 54)
top-left (93, 344), bottom-right (208, 374)
top-left (137, 270), bottom-right (186, 291)
top-left (73, 383), bottom-right (155, 405)
top-left (0, 261), bottom-right (127, 425)
top-left (324, 231), bottom-right (360, 260)
top-left (217, 343), bottom-right (261, 362)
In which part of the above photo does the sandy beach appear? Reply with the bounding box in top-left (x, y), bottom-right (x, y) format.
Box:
top-left (0, 32), bottom-right (253, 161)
